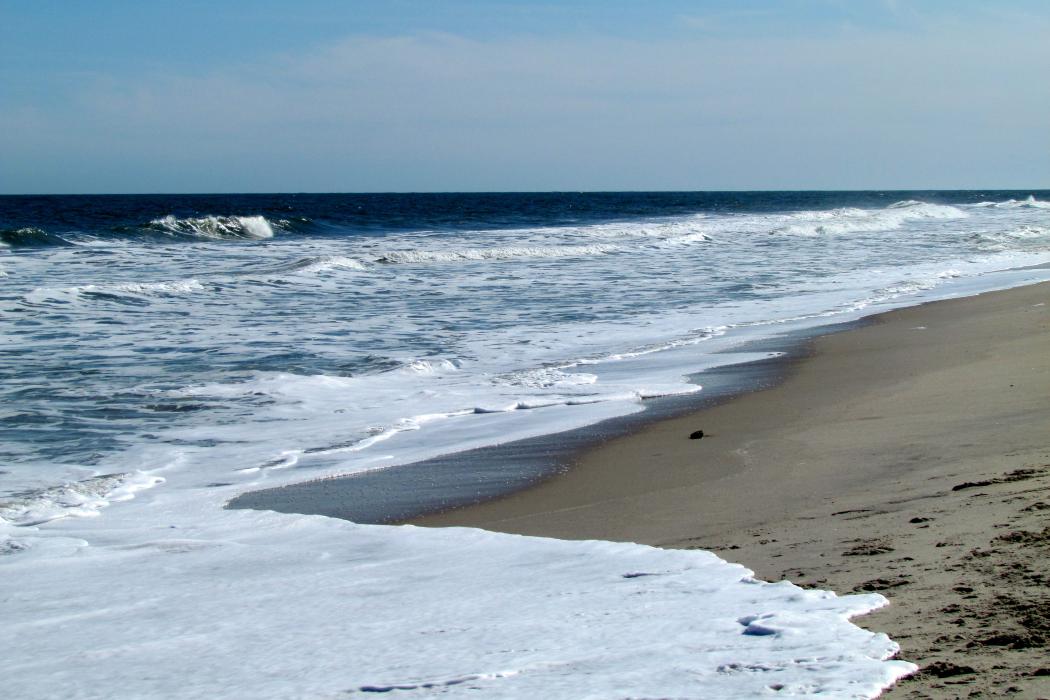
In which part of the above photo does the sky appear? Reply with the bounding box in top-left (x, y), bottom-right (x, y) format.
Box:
top-left (1, 0), bottom-right (1048, 193)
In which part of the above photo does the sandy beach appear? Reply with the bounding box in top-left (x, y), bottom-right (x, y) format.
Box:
top-left (414, 281), bottom-right (1050, 698)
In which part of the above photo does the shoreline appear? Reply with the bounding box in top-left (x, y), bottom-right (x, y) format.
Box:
top-left (413, 281), bottom-right (1050, 698)
top-left (229, 320), bottom-right (862, 523)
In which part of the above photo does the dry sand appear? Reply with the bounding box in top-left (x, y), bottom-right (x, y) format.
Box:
top-left (413, 281), bottom-right (1050, 698)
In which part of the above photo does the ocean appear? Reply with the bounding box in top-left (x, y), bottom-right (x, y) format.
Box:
top-left (3, 191), bottom-right (1050, 698)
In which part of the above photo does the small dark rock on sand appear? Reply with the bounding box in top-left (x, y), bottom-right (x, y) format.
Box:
top-left (843, 540), bottom-right (895, 556)
top-left (920, 661), bottom-right (976, 678)
top-left (689, 430), bottom-right (705, 440)
top-left (952, 479), bottom-right (996, 491)
top-left (853, 576), bottom-right (910, 592)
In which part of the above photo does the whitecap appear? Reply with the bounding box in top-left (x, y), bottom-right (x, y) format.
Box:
top-left (403, 358), bottom-right (462, 374)
top-left (110, 279), bottom-right (209, 295)
top-left (776, 202), bottom-right (967, 236)
top-left (149, 214), bottom-right (276, 240)
top-left (985, 196), bottom-right (1050, 209)
top-left (969, 225), bottom-right (1050, 250)
top-left (25, 278), bottom-right (209, 305)
top-left (285, 255), bottom-right (368, 273)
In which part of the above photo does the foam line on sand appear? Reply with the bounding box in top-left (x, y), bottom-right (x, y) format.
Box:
top-left (414, 281), bottom-right (1050, 698)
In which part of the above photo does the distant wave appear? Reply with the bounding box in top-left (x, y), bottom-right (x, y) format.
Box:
top-left (23, 242), bottom-right (623, 304)
top-left (1, 216), bottom-right (294, 249)
top-left (970, 225), bottom-right (1050, 250)
top-left (148, 215), bottom-right (277, 240)
top-left (281, 255), bottom-right (369, 274)
top-left (775, 201), bottom-right (967, 236)
top-left (0, 227), bottom-right (74, 248)
top-left (25, 279), bottom-right (211, 306)
top-left (970, 196), bottom-right (1050, 209)
top-left (250, 243), bottom-right (624, 276)
top-left (373, 243), bottom-right (622, 265)
top-left (552, 215), bottom-right (714, 244)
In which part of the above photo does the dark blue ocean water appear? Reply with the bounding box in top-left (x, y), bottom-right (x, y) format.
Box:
top-left (2, 190), bottom-right (1045, 246)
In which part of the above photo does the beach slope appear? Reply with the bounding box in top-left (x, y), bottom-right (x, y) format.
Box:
top-left (414, 282), bottom-right (1050, 697)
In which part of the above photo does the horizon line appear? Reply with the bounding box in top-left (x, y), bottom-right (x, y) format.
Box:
top-left (3, 187), bottom-right (1050, 197)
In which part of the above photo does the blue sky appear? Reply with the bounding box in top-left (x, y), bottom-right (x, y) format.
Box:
top-left (2, 1), bottom-right (1048, 193)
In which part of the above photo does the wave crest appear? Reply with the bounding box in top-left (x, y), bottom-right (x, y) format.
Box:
top-left (148, 215), bottom-right (276, 240)
top-left (0, 227), bottom-right (73, 248)
top-left (777, 201), bottom-right (967, 236)
top-left (283, 255), bottom-right (368, 274)
top-left (970, 225), bottom-right (1050, 250)
top-left (971, 196), bottom-right (1050, 209)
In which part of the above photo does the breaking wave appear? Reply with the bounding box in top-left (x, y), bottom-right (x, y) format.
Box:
top-left (0, 227), bottom-right (74, 248)
top-left (970, 196), bottom-right (1050, 210)
top-left (1, 216), bottom-right (293, 249)
top-left (229, 244), bottom-right (624, 280)
top-left (108, 280), bottom-right (209, 296)
top-left (569, 215), bottom-right (712, 241)
top-left (148, 215), bottom-right (277, 240)
top-left (970, 225), bottom-right (1050, 250)
top-left (283, 255), bottom-right (368, 274)
top-left (776, 201), bottom-right (967, 236)
top-left (402, 358), bottom-right (462, 374)
top-left (25, 279), bottom-right (210, 305)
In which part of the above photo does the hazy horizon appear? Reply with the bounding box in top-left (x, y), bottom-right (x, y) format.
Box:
top-left (5, 187), bottom-right (1050, 197)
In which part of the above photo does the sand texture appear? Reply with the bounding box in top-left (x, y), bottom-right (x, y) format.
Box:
top-left (413, 281), bottom-right (1050, 698)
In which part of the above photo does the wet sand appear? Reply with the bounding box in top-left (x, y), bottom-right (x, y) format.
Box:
top-left (413, 282), bottom-right (1050, 698)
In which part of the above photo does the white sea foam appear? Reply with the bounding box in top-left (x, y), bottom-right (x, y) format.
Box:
top-left (848, 269), bottom-right (965, 310)
top-left (1, 503), bottom-right (914, 699)
top-left (110, 279), bottom-right (208, 295)
top-left (150, 214), bottom-right (276, 239)
top-left (575, 326), bottom-right (729, 364)
top-left (284, 254), bottom-right (368, 273)
top-left (657, 230), bottom-right (715, 245)
top-left (403, 358), bottom-right (462, 374)
top-left (231, 245), bottom-right (617, 278)
top-left (776, 201), bottom-right (967, 236)
top-left (373, 243), bottom-right (621, 264)
top-left (970, 225), bottom-right (1050, 250)
top-left (494, 367), bottom-right (599, 389)
top-left (24, 278), bottom-right (208, 304)
top-left (0, 471), bottom-right (163, 527)
top-left (970, 195), bottom-right (1050, 209)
